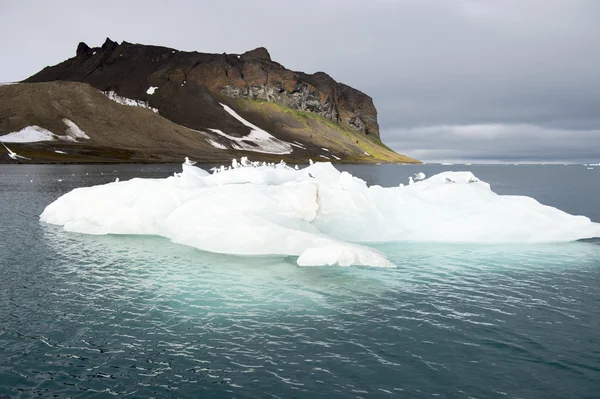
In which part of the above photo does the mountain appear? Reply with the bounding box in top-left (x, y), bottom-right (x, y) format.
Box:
top-left (0, 38), bottom-right (419, 164)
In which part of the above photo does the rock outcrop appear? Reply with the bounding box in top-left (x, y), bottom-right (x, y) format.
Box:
top-left (26, 38), bottom-right (380, 137)
top-left (0, 39), bottom-right (419, 164)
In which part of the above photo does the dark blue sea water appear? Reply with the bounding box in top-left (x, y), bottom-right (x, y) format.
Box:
top-left (1, 163), bottom-right (599, 398)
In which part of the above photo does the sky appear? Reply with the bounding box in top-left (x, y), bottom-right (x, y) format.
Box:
top-left (1, 0), bottom-right (599, 163)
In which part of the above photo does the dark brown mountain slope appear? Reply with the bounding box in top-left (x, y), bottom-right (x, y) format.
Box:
top-left (0, 39), bottom-right (419, 164)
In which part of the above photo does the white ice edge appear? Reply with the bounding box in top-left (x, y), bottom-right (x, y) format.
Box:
top-left (39, 159), bottom-right (600, 267)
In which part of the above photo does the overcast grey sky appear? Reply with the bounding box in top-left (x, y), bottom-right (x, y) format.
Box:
top-left (1, 0), bottom-right (599, 163)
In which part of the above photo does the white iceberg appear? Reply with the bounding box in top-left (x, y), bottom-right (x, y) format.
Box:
top-left (40, 160), bottom-right (600, 267)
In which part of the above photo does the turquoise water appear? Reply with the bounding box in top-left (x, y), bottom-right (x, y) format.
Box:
top-left (1, 164), bottom-right (600, 398)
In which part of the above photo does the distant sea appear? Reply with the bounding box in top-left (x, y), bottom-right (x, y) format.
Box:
top-left (1, 163), bottom-right (599, 398)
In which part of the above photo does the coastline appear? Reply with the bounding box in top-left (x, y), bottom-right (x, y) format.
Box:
top-left (0, 143), bottom-right (421, 165)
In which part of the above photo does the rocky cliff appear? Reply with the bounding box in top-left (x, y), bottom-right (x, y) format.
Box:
top-left (27, 38), bottom-right (380, 138)
top-left (0, 39), bottom-right (418, 164)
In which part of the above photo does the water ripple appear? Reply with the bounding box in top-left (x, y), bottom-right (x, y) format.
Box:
top-left (2, 165), bottom-right (600, 398)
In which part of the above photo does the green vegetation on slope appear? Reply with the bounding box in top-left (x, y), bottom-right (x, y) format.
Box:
top-left (231, 98), bottom-right (420, 164)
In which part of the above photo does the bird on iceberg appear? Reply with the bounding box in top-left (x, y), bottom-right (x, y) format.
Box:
top-left (1, 141), bottom-right (30, 161)
top-left (240, 157), bottom-right (251, 167)
top-left (408, 176), bottom-right (414, 185)
top-left (184, 157), bottom-right (196, 166)
top-left (414, 172), bottom-right (426, 180)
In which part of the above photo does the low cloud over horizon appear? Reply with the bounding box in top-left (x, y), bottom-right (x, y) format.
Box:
top-left (1, 0), bottom-right (598, 162)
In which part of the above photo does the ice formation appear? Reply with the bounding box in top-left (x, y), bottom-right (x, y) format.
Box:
top-left (40, 159), bottom-right (600, 267)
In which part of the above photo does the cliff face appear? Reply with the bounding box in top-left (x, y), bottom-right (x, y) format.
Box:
top-left (26, 38), bottom-right (380, 138)
top-left (0, 38), bottom-right (419, 164)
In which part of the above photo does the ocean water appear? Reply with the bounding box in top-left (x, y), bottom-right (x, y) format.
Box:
top-left (1, 163), bottom-right (599, 398)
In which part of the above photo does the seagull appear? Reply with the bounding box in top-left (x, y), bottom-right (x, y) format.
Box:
top-left (184, 156), bottom-right (196, 166)
top-left (408, 176), bottom-right (414, 185)
top-left (414, 172), bottom-right (426, 180)
top-left (1, 141), bottom-right (30, 161)
top-left (445, 177), bottom-right (455, 184)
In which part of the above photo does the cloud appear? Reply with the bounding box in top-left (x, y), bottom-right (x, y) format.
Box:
top-left (387, 124), bottom-right (600, 163)
top-left (0, 0), bottom-right (598, 162)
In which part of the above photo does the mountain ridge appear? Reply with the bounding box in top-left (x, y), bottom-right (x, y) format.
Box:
top-left (0, 38), bottom-right (419, 164)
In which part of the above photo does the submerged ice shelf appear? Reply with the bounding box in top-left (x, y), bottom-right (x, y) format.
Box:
top-left (40, 159), bottom-right (600, 267)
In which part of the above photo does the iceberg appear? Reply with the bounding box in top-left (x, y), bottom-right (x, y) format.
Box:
top-left (40, 159), bottom-right (600, 267)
